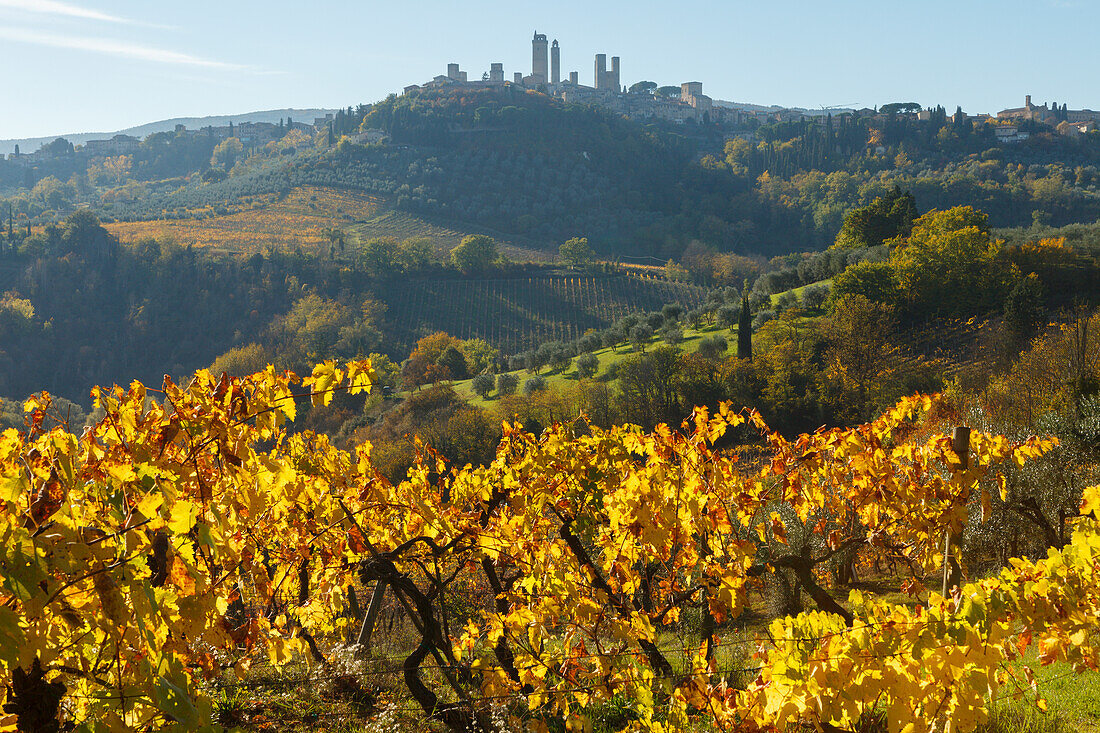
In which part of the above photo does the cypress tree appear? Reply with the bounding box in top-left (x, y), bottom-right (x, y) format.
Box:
top-left (738, 282), bottom-right (752, 362)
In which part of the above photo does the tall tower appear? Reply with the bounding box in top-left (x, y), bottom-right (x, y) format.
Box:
top-left (532, 31), bottom-right (548, 84)
top-left (551, 40), bottom-right (561, 84)
top-left (611, 56), bottom-right (620, 92)
top-left (594, 53), bottom-right (607, 90)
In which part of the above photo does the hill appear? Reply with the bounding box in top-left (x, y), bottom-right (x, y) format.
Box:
top-left (0, 108), bottom-right (338, 156)
top-left (9, 86), bottom-right (1100, 264)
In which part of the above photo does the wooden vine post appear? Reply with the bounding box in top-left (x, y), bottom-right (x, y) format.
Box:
top-left (942, 426), bottom-right (971, 596)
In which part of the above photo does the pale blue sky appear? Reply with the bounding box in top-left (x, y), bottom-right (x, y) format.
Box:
top-left (1, 0), bottom-right (1097, 139)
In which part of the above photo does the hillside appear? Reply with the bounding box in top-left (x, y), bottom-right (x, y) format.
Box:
top-left (8, 87), bottom-right (1100, 264)
top-left (105, 186), bottom-right (383, 256)
top-left (379, 273), bottom-right (709, 355)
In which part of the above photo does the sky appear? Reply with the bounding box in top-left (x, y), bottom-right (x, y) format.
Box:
top-left (1, 0), bottom-right (1098, 140)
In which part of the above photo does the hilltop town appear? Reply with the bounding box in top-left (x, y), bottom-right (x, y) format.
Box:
top-left (5, 28), bottom-right (1100, 170)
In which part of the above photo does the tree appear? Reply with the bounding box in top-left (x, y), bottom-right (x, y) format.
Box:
top-left (437, 345), bottom-right (469, 380)
top-left (575, 352), bottom-right (599, 378)
top-left (660, 326), bottom-right (683, 346)
top-left (716, 305), bottom-right (739, 329)
top-left (496, 372), bottom-right (519, 395)
top-left (738, 285), bottom-right (752, 361)
top-left (615, 346), bottom-right (681, 427)
top-left (880, 102), bottom-right (921, 115)
top-left (461, 338), bottom-right (499, 375)
top-left (628, 81), bottom-right (657, 95)
top-left (629, 324), bottom-right (653, 351)
top-left (450, 234), bottom-right (498, 272)
top-left (822, 294), bottom-right (903, 421)
top-left (832, 187), bottom-right (918, 249)
top-left (800, 282), bottom-right (831, 310)
top-left (1004, 273), bottom-right (1046, 341)
top-left (211, 137), bottom-right (243, 169)
top-left (559, 237), bottom-right (594, 269)
top-left (359, 236), bottom-right (401, 277)
top-left (548, 346), bottom-right (572, 373)
top-left (524, 375), bottom-right (547, 395)
top-left (403, 332), bottom-right (464, 388)
top-left (577, 332), bottom-right (602, 354)
top-left (829, 261), bottom-right (902, 308)
top-left (472, 372), bottom-right (496, 398)
top-left (889, 206), bottom-right (1006, 317)
top-left (655, 85), bottom-right (680, 99)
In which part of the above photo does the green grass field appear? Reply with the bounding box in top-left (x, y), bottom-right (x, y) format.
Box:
top-left (448, 322), bottom-right (735, 404)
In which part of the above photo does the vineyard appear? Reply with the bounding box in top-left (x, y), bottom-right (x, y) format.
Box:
top-left (378, 273), bottom-right (709, 355)
top-left (105, 186), bottom-right (383, 256)
top-left (0, 362), bottom-right (1093, 733)
top-left (346, 210), bottom-right (553, 263)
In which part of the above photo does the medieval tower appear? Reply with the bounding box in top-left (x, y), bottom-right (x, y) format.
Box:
top-left (532, 32), bottom-right (549, 84)
top-left (551, 40), bottom-right (561, 84)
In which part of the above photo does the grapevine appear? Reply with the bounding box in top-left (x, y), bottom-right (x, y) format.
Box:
top-left (0, 361), bottom-right (1091, 733)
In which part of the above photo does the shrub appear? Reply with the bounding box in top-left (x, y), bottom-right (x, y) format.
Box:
top-left (696, 335), bottom-right (728, 359)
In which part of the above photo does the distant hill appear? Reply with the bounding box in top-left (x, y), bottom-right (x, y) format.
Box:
top-left (0, 108), bottom-right (339, 156)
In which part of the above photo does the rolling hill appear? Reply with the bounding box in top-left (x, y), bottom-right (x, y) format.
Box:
top-left (0, 108), bottom-right (338, 156)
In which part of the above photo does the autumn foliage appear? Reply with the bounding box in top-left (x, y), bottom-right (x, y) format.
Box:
top-left (0, 360), bottom-right (1096, 732)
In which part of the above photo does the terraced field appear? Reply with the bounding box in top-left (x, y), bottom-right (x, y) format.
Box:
top-left (106, 186), bottom-right (383, 255)
top-left (379, 274), bottom-right (709, 355)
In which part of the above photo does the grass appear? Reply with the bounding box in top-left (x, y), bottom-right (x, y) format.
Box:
top-left (986, 653), bottom-right (1100, 733)
top-left (768, 279), bottom-right (832, 307)
top-left (450, 322), bottom-right (737, 405)
top-left (346, 209), bottom-right (553, 263)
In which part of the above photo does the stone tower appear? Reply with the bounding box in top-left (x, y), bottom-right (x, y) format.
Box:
top-left (532, 31), bottom-right (548, 84)
top-left (551, 40), bottom-right (560, 84)
top-left (594, 53), bottom-right (607, 90)
top-left (611, 56), bottom-right (620, 92)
